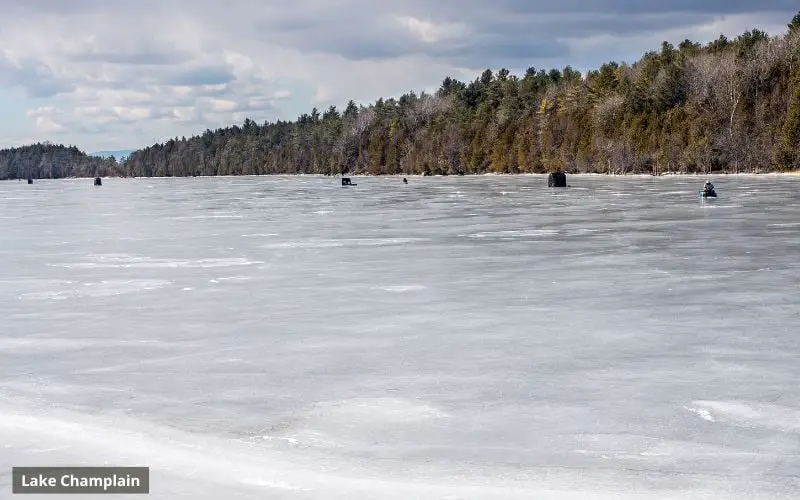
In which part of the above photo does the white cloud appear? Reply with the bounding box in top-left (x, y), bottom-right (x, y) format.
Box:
top-left (112, 107), bottom-right (151, 120)
top-left (211, 99), bottom-right (237, 112)
top-left (169, 107), bottom-right (199, 123)
top-left (26, 107), bottom-right (64, 133)
top-left (395, 16), bottom-right (469, 43)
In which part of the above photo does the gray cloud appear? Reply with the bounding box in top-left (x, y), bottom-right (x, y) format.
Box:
top-left (482, 0), bottom-right (798, 15)
top-left (0, 52), bottom-right (74, 98)
top-left (165, 66), bottom-right (238, 86)
top-left (250, 0), bottom-right (796, 67)
top-left (432, 36), bottom-right (570, 67)
top-left (5, 0), bottom-right (164, 15)
top-left (260, 18), bottom-right (570, 65)
top-left (7, 1), bottom-right (798, 67)
top-left (67, 49), bottom-right (190, 66)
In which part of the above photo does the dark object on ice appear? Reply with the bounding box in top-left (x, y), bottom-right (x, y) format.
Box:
top-left (701, 180), bottom-right (716, 197)
top-left (403, 177), bottom-right (408, 184)
top-left (457, 171), bottom-right (465, 176)
top-left (341, 177), bottom-right (356, 186)
top-left (548, 171), bottom-right (567, 187)
top-left (94, 177), bottom-right (102, 186)
top-left (27, 177), bottom-right (33, 184)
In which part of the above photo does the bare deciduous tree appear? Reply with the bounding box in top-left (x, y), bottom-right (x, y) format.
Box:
top-left (687, 51), bottom-right (746, 170)
top-left (591, 93), bottom-right (625, 132)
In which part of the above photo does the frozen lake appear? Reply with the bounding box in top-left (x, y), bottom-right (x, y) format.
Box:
top-left (1, 174), bottom-right (799, 499)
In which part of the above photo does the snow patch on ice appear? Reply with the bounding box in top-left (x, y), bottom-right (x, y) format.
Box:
top-left (18, 279), bottom-right (171, 300)
top-left (464, 229), bottom-right (559, 238)
top-left (48, 254), bottom-right (262, 269)
top-left (373, 285), bottom-right (427, 292)
top-left (263, 238), bottom-right (423, 249)
top-left (689, 400), bottom-right (800, 433)
top-left (684, 405), bottom-right (716, 422)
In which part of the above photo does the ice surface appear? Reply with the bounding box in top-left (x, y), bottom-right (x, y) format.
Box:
top-left (1, 175), bottom-right (799, 499)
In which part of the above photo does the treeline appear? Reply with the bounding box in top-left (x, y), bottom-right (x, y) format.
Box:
top-left (5, 13), bottom-right (800, 179)
top-left (0, 142), bottom-right (122, 180)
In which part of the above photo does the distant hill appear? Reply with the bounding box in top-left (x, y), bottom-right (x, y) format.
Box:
top-left (89, 150), bottom-right (135, 162)
top-left (0, 143), bottom-right (124, 180)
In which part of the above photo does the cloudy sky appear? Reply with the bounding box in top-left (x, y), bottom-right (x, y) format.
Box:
top-left (0, 1), bottom-right (796, 152)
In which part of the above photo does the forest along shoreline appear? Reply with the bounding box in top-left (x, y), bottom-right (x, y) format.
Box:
top-left (2, 12), bottom-right (800, 181)
top-left (4, 171), bottom-right (800, 181)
